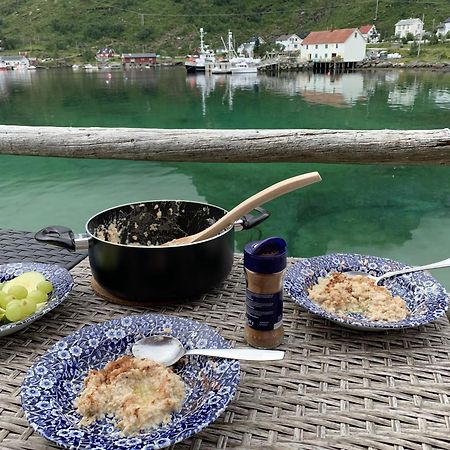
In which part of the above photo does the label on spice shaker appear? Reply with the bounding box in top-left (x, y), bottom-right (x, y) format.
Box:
top-left (246, 291), bottom-right (283, 331)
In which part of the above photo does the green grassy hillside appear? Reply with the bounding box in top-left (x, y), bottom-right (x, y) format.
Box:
top-left (0, 0), bottom-right (449, 60)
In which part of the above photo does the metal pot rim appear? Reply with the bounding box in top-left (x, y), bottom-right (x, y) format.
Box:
top-left (84, 199), bottom-right (233, 248)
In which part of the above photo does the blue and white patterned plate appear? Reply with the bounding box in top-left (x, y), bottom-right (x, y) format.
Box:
top-left (0, 262), bottom-right (73, 337)
top-left (21, 314), bottom-right (241, 450)
top-left (284, 253), bottom-right (449, 330)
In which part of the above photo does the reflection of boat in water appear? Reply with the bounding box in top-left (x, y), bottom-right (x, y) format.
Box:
top-left (185, 28), bottom-right (215, 73)
top-left (229, 72), bottom-right (259, 89)
top-left (187, 70), bottom-right (261, 113)
top-left (231, 61), bottom-right (258, 74)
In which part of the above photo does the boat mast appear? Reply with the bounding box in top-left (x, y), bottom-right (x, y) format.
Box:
top-left (199, 27), bottom-right (205, 53)
top-left (227, 31), bottom-right (237, 58)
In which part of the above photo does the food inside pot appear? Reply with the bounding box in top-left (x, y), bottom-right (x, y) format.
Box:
top-left (92, 201), bottom-right (220, 246)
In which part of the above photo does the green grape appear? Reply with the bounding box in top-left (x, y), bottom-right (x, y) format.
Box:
top-left (37, 280), bottom-right (53, 294)
top-left (0, 282), bottom-right (3, 291)
top-left (21, 298), bottom-right (37, 317)
top-left (5, 300), bottom-right (27, 322)
top-left (0, 293), bottom-right (14, 309)
top-left (8, 285), bottom-right (28, 299)
top-left (28, 290), bottom-right (48, 304)
top-left (0, 307), bottom-right (5, 322)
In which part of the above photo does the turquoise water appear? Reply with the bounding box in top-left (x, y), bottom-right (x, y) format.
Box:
top-left (0, 67), bottom-right (449, 289)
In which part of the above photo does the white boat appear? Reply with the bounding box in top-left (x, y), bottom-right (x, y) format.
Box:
top-left (211, 60), bottom-right (231, 74)
top-left (72, 64), bottom-right (81, 70)
top-left (231, 61), bottom-right (258, 74)
top-left (185, 28), bottom-right (215, 73)
top-left (83, 64), bottom-right (99, 71)
top-left (211, 31), bottom-right (260, 75)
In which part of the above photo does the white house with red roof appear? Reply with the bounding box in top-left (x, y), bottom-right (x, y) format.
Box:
top-left (359, 24), bottom-right (380, 43)
top-left (301, 28), bottom-right (366, 62)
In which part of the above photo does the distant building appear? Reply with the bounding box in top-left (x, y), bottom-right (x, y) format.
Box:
top-left (1, 55), bottom-right (30, 69)
top-left (436, 17), bottom-right (450, 36)
top-left (96, 47), bottom-right (115, 62)
top-left (237, 36), bottom-right (265, 58)
top-left (395, 18), bottom-right (424, 39)
top-left (301, 28), bottom-right (366, 62)
top-left (359, 24), bottom-right (380, 43)
top-left (121, 53), bottom-right (157, 68)
top-left (274, 34), bottom-right (302, 53)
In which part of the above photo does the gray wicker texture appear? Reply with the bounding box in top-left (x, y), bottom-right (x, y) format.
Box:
top-left (0, 229), bottom-right (87, 270)
top-left (1, 256), bottom-right (450, 450)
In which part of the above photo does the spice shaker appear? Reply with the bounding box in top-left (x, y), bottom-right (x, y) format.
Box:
top-left (244, 237), bottom-right (287, 349)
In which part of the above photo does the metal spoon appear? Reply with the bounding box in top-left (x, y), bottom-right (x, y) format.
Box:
top-left (346, 257), bottom-right (450, 285)
top-left (131, 335), bottom-right (285, 366)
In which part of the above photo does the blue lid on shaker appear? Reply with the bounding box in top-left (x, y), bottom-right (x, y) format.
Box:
top-left (244, 237), bottom-right (287, 274)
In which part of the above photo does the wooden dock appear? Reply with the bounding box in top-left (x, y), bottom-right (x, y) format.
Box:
top-left (313, 61), bottom-right (357, 73)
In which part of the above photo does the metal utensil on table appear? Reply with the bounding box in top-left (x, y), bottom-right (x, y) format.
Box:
top-left (346, 257), bottom-right (450, 285)
top-left (132, 335), bottom-right (285, 366)
top-left (163, 171), bottom-right (322, 246)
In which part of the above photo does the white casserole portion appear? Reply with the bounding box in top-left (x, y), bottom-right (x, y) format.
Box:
top-left (308, 272), bottom-right (409, 322)
top-left (74, 355), bottom-right (186, 435)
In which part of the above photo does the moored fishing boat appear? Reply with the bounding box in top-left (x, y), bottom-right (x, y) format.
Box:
top-left (211, 31), bottom-right (260, 75)
top-left (185, 28), bottom-right (215, 73)
top-left (231, 61), bottom-right (258, 74)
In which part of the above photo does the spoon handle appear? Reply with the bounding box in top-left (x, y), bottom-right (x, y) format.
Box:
top-left (379, 257), bottom-right (450, 281)
top-left (184, 348), bottom-right (285, 361)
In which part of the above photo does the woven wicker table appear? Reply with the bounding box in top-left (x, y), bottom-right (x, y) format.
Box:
top-left (1, 232), bottom-right (450, 449)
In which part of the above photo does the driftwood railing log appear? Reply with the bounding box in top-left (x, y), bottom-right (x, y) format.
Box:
top-left (0, 126), bottom-right (449, 165)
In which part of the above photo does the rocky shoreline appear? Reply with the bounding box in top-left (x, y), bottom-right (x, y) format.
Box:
top-left (357, 60), bottom-right (450, 71)
top-left (259, 59), bottom-right (450, 72)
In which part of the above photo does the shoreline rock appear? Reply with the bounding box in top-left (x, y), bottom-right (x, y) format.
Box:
top-left (357, 60), bottom-right (450, 71)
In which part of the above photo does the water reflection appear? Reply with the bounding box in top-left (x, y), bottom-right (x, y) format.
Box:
top-left (431, 89), bottom-right (450, 110)
top-left (0, 69), bottom-right (36, 99)
top-left (387, 79), bottom-right (420, 109)
top-left (1, 68), bottom-right (449, 129)
top-left (186, 70), bottom-right (450, 115)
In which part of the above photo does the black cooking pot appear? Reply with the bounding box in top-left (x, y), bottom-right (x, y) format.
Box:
top-left (35, 200), bottom-right (269, 302)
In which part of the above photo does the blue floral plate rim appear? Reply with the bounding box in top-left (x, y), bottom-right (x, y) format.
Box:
top-left (0, 262), bottom-right (73, 337)
top-left (21, 313), bottom-right (241, 450)
top-left (284, 253), bottom-right (449, 330)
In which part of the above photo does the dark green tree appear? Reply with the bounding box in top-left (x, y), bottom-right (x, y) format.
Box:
top-left (409, 41), bottom-right (418, 56)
